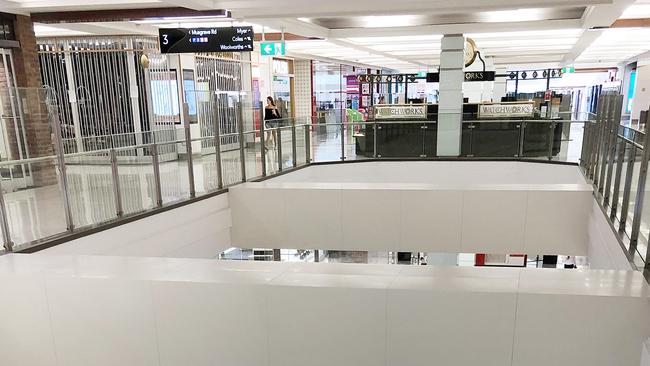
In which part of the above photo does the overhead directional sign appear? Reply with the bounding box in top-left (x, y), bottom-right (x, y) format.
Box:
top-left (260, 42), bottom-right (286, 56)
top-left (562, 66), bottom-right (576, 73)
top-left (159, 26), bottom-right (253, 54)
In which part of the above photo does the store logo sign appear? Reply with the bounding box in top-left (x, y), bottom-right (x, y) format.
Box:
top-left (479, 103), bottom-right (534, 119)
top-left (374, 105), bottom-right (427, 120)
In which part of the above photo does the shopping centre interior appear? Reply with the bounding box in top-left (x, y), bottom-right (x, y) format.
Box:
top-left (2, 0), bottom-right (650, 365)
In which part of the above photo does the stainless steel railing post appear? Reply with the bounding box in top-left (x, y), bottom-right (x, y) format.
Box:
top-left (547, 121), bottom-right (555, 160)
top-left (373, 121), bottom-right (378, 158)
top-left (237, 113), bottom-right (247, 183)
top-left (51, 110), bottom-right (75, 232)
top-left (277, 127), bottom-right (283, 172)
top-left (603, 96), bottom-right (624, 205)
top-left (517, 121), bottom-right (525, 158)
top-left (630, 109), bottom-right (650, 254)
top-left (592, 96), bottom-right (607, 183)
top-left (340, 121), bottom-right (346, 161)
top-left (0, 179), bottom-right (14, 252)
top-left (610, 140), bottom-right (626, 219)
top-left (183, 117), bottom-right (196, 198)
top-left (151, 143), bottom-right (163, 207)
top-left (620, 145), bottom-right (636, 232)
top-left (260, 117), bottom-right (267, 177)
top-left (597, 96), bottom-right (613, 191)
top-left (305, 122), bottom-right (311, 164)
top-left (579, 122), bottom-right (590, 170)
top-left (292, 123), bottom-right (297, 168)
top-left (110, 149), bottom-right (123, 217)
top-left (213, 110), bottom-right (224, 189)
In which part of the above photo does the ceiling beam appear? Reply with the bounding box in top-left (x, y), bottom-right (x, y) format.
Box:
top-left (246, 18), bottom-right (330, 39)
top-left (329, 38), bottom-right (428, 68)
top-left (0, 1), bottom-right (28, 15)
top-left (622, 49), bottom-right (650, 66)
top-left (221, 0), bottom-right (609, 18)
top-left (156, 0), bottom-right (217, 11)
top-left (253, 33), bottom-right (318, 41)
top-left (561, 0), bottom-right (636, 66)
top-left (83, 21), bottom-right (159, 35)
top-left (31, 8), bottom-right (229, 24)
top-left (286, 51), bottom-right (396, 72)
top-left (559, 30), bottom-right (602, 66)
top-left (329, 19), bottom-right (583, 38)
top-left (36, 22), bottom-right (158, 36)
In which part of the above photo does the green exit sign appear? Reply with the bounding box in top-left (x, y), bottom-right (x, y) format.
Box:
top-left (260, 42), bottom-right (286, 56)
top-left (562, 66), bottom-right (575, 73)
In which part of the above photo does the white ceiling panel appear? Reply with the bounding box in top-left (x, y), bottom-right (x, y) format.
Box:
top-left (576, 28), bottom-right (650, 65)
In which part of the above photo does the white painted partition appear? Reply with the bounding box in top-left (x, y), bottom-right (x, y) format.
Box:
top-left (587, 200), bottom-right (635, 270)
top-left (39, 194), bottom-right (231, 258)
top-left (0, 255), bottom-right (647, 366)
top-left (231, 163), bottom-right (593, 255)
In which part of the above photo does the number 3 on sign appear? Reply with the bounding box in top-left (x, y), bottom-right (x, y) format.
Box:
top-left (162, 34), bottom-right (169, 45)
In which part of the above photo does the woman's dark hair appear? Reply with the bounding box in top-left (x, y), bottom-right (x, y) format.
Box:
top-left (266, 96), bottom-right (276, 107)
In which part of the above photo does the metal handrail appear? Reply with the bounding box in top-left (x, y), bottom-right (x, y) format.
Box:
top-left (2, 98), bottom-right (644, 264)
top-left (619, 124), bottom-right (645, 136)
top-left (0, 154), bottom-right (58, 168)
top-left (462, 119), bottom-right (591, 124)
top-left (617, 136), bottom-right (644, 150)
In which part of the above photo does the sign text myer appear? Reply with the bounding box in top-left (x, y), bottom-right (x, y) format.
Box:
top-left (159, 27), bottom-right (253, 54)
top-left (374, 105), bottom-right (427, 120)
top-left (478, 103), bottom-right (534, 119)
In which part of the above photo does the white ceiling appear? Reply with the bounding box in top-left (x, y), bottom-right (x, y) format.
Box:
top-left (6, 0), bottom-right (650, 71)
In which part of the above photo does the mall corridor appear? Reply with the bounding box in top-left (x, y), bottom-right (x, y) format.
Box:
top-left (2, 1), bottom-right (650, 366)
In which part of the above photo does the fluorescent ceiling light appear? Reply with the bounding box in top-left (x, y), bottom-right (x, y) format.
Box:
top-left (370, 43), bottom-right (442, 52)
top-left (480, 8), bottom-right (547, 23)
top-left (132, 15), bottom-right (230, 24)
top-left (475, 38), bottom-right (578, 47)
top-left (620, 4), bottom-right (650, 19)
top-left (34, 24), bottom-right (90, 36)
top-left (390, 50), bottom-right (442, 56)
top-left (346, 35), bottom-right (443, 45)
top-left (357, 15), bottom-right (421, 28)
top-left (467, 29), bottom-right (582, 39)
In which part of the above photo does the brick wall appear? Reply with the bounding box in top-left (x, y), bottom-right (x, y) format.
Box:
top-left (10, 15), bottom-right (56, 186)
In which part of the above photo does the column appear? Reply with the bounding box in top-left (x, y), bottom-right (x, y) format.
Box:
top-left (62, 39), bottom-right (84, 152)
top-left (493, 67), bottom-right (507, 103)
top-left (437, 34), bottom-right (464, 157)
top-left (12, 15), bottom-right (57, 186)
top-left (125, 38), bottom-right (143, 152)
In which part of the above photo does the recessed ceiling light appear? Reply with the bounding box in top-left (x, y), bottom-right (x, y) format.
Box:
top-left (479, 8), bottom-right (545, 23)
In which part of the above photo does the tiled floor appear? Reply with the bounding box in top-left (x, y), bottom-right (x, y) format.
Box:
top-left (2, 146), bottom-right (289, 247)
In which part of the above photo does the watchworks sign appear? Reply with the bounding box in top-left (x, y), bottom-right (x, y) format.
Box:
top-left (478, 103), bottom-right (534, 119)
top-left (374, 104), bottom-right (427, 120)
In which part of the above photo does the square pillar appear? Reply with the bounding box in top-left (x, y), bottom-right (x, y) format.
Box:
top-left (494, 67), bottom-right (507, 103)
top-left (437, 34), bottom-right (464, 157)
top-left (12, 15), bottom-right (56, 186)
